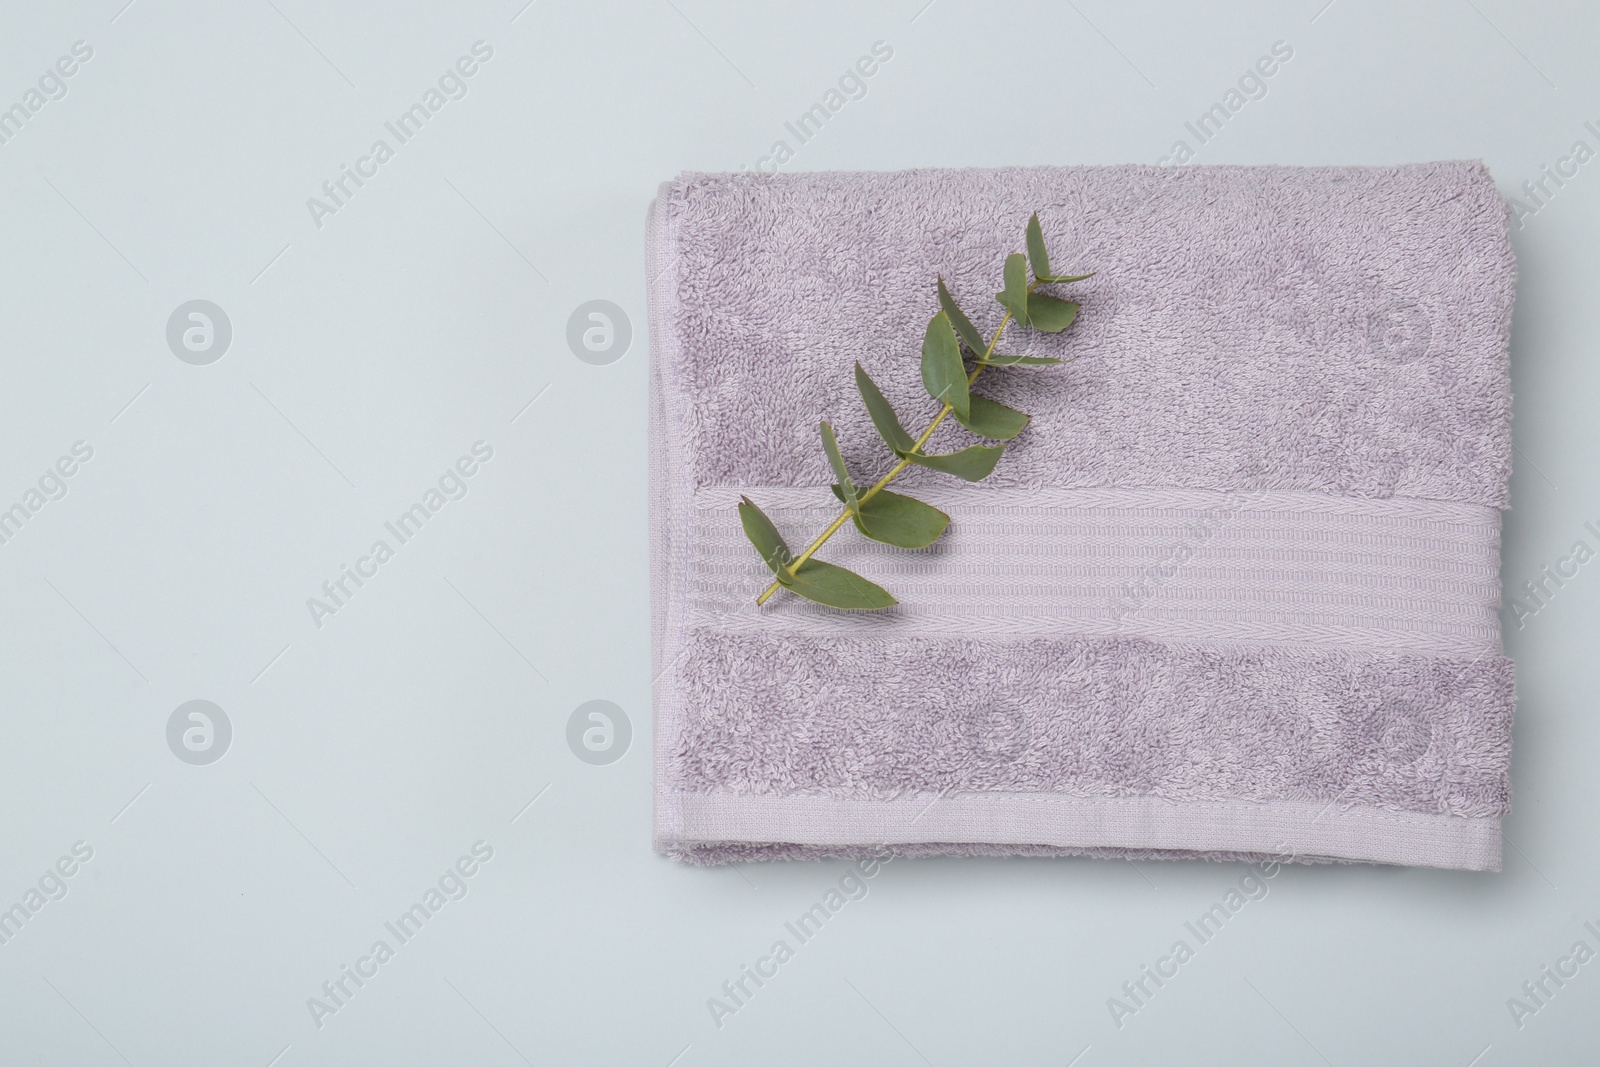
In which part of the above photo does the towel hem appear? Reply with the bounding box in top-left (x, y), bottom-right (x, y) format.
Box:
top-left (658, 794), bottom-right (1501, 871)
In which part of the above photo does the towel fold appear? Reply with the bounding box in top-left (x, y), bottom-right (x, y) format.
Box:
top-left (647, 162), bottom-right (1516, 870)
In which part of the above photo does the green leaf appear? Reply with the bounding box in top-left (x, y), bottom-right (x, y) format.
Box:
top-left (855, 362), bottom-right (915, 454)
top-left (937, 278), bottom-right (987, 355)
top-left (786, 558), bottom-right (898, 610)
top-left (1025, 213), bottom-right (1051, 281)
top-left (830, 485), bottom-right (950, 549)
top-left (996, 253), bottom-right (1030, 325)
top-left (738, 496), bottom-right (795, 584)
top-left (1028, 215), bottom-right (1092, 283)
top-left (905, 443), bottom-right (1007, 482)
top-left (978, 354), bottom-right (1064, 367)
top-left (920, 311), bottom-right (969, 421)
top-left (818, 422), bottom-right (860, 518)
top-left (1026, 293), bottom-right (1079, 333)
top-left (954, 393), bottom-right (1030, 441)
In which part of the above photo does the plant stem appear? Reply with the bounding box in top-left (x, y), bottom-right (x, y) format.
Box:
top-left (755, 282), bottom-right (1038, 606)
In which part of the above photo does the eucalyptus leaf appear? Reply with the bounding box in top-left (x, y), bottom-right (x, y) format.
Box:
top-left (1025, 213), bottom-right (1051, 281)
top-left (954, 393), bottom-right (1030, 441)
top-left (996, 253), bottom-right (1030, 325)
top-left (786, 558), bottom-right (898, 610)
top-left (855, 362), bottom-right (915, 454)
top-left (905, 443), bottom-right (1007, 482)
top-left (937, 278), bottom-right (987, 355)
top-left (1041, 271), bottom-right (1095, 283)
top-left (818, 422), bottom-right (860, 518)
top-left (738, 496), bottom-right (795, 584)
top-left (979, 354), bottom-right (1064, 367)
top-left (1026, 293), bottom-right (1079, 333)
top-left (920, 311), bottom-right (970, 421)
top-left (831, 485), bottom-right (950, 549)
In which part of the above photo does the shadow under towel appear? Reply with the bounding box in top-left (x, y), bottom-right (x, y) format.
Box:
top-left (646, 162), bottom-right (1516, 871)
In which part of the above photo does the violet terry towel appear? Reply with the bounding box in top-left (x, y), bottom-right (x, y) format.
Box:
top-left (646, 162), bottom-right (1516, 871)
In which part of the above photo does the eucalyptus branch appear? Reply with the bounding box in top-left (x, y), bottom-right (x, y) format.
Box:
top-left (739, 214), bottom-right (1089, 611)
top-left (753, 282), bottom-right (1035, 606)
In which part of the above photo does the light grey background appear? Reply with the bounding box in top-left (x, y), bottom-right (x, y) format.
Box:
top-left (0, 0), bottom-right (1593, 1064)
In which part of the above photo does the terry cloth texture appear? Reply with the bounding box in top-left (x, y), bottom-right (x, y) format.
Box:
top-left (646, 162), bottom-right (1516, 871)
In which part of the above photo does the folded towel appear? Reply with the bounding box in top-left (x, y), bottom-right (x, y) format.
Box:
top-left (646, 162), bottom-right (1516, 871)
